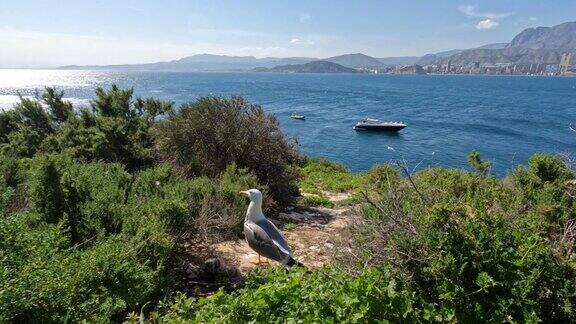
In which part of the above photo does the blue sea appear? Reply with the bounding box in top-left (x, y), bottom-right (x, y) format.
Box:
top-left (1, 69), bottom-right (576, 175)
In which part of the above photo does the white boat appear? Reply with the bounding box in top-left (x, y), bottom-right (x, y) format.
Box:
top-left (353, 118), bottom-right (406, 131)
top-left (290, 114), bottom-right (305, 120)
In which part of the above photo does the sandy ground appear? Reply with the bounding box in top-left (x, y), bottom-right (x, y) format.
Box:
top-left (213, 191), bottom-right (357, 274)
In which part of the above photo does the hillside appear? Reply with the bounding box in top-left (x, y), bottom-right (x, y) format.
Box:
top-left (418, 49), bottom-right (464, 65)
top-left (446, 47), bottom-right (564, 66)
top-left (417, 43), bottom-right (508, 65)
top-left (1, 86), bottom-right (575, 322)
top-left (60, 54), bottom-right (315, 72)
top-left (60, 53), bottom-right (387, 72)
top-left (429, 21), bottom-right (576, 66)
top-left (322, 53), bottom-right (383, 67)
top-left (259, 60), bottom-right (359, 73)
top-left (377, 56), bottom-right (420, 66)
top-left (477, 42), bottom-right (509, 50)
top-left (508, 22), bottom-right (576, 49)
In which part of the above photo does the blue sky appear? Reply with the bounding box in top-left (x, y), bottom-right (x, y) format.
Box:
top-left (1, 0), bottom-right (575, 67)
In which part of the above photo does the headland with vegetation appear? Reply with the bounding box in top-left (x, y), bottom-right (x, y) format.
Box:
top-left (0, 86), bottom-right (574, 323)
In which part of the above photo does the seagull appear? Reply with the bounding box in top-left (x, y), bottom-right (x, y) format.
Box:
top-left (239, 189), bottom-right (301, 269)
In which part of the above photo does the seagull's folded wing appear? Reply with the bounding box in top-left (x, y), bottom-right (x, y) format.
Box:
top-left (244, 222), bottom-right (291, 263)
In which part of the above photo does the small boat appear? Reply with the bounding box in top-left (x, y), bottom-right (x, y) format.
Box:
top-left (290, 114), bottom-right (305, 120)
top-left (353, 118), bottom-right (407, 132)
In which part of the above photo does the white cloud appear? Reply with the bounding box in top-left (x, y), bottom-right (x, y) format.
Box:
top-left (476, 19), bottom-right (499, 30)
top-left (459, 5), bottom-right (509, 31)
top-left (289, 38), bottom-right (316, 46)
top-left (459, 5), bottom-right (512, 19)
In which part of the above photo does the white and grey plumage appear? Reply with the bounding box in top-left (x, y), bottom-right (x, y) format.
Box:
top-left (239, 189), bottom-right (300, 269)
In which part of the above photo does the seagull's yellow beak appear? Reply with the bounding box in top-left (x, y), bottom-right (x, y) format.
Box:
top-left (238, 190), bottom-right (249, 197)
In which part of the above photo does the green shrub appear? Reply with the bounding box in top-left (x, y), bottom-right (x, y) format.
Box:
top-left (62, 161), bottom-right (133, 243)
top-left (156, 267), bottom-right (434, 323)
top-left (299, 158), bottom-right (366, 194)
top-left (153, 96), bottom-right (300, 206)
top-left (298, 194), bottom-right (334, 208)
top-left (0, 159), bottom-right (177, 322)
top-left (27, 155), bottom-right (66, 224)
top-left (351, 157), bottom-right (576, 322)
top-left (0, 213), bottom-right (161, 323)
top-left (528, 153), bottom-right (572, 183)
top-left (41, 116), bottom-right (108, 161)
top-left (193, 164), bottom-right (261, 238)
top-left (467, 150), bottom-right (492, 176)
top-left (0, 85), bottom-right (173, 170)
top-left (1, 125), bottom-right (44, 157)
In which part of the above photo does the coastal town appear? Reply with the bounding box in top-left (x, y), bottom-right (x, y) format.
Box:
top-left (359, 52), bottom-right (576, 76)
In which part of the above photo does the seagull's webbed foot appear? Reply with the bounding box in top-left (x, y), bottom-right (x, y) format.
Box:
top-left (249, 255), bottom-right (270, 266)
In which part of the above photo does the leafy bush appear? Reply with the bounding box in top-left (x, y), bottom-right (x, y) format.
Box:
top-left (0, 212), bottom-right (161, 323)
top-left (347, 155), bottom-right (576, 322)
top-left (27, 155), bottom-right (67, 224)
top-left (0, 85), bottom-right (174, 170)
top-left (0, 158), bottom-right (173, 322)
top-left (0, 87), bottom-right (305, 322)
top-left (154, 267), bottom-right (434, 323)
top-left (299, 158), bottom-right (366, 194)
top-left (528, 153), bottom-right (572, 183)
top-left (26, 154), bottom-right (134, 244)
top-left (193, 164), bottom-right (261, 238)
top-left (153, 96), bottom-right (301, 206)
top-left (298, 194), bottom-right (334, 208)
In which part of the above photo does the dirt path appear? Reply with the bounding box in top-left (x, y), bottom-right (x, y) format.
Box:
top-left (214, 191), bottom-right (357, 274)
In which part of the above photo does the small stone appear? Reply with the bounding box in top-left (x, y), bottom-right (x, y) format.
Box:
top-left (201, 258), bottom-right (222, 280)
top-left (279, 212), bottom-right (307, 222)
top-left (185, 263), bottom-right (199, 279)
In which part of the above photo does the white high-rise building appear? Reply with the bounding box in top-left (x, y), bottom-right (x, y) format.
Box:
top-left (560, 53), bottom-right (574, 75)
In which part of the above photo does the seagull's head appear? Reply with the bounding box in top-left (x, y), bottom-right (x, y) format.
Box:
top-left (239, 188), bottom-right (263, 204)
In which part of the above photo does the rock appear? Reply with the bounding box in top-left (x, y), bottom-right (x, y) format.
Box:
top-left (279, 212), bottom-right (307, 222)
top-left (185, 263), bottom-right (199, 279)
top-left (201, 258), bottom-right (223, 280)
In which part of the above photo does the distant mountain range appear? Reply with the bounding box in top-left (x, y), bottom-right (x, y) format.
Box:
top-left (435, 22), bottom-right (576, 66)
top-left (59, 21), bottom-right (576, 72)
top-left (60, 54), bottom-right (315, 72)
top-left (416, 43), bottom-right (509, 65)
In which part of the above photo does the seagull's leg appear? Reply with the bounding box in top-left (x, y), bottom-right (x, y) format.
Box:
top-left (250, 254), bottom-right (270, 266)
top-left (258, 255), bottom-right (270, 265)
